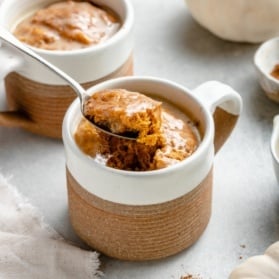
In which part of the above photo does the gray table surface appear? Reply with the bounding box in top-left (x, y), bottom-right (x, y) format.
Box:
top-left (1, 0), bottom-right (279, 278)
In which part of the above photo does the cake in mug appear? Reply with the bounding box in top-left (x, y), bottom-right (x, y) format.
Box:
top-left (84, 89), bottom-right (162, 145)
top-left (13, 0), bottom-right (121, 50)
top-left (75, 89), bottom-right (200, 171)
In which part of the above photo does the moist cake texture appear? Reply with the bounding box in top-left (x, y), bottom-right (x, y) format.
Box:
top-left (75, 89), bottom-right (199, 171)
top-left (13, 0), bottom-right (120, 50)
top-left (84, 89), bottom-right (162, 146)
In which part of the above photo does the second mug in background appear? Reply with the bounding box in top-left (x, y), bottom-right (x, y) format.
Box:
top-left (0, 0), bottom-right (134, 138)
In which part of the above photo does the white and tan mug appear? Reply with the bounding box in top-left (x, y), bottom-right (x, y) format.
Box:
top-left (0, 0), bottom-right (134, 138)
top-left (62, 76), bottom-right (242, 261)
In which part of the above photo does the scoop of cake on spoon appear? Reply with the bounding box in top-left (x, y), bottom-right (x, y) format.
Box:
top-left (83, 88), bottom-right (162, 145)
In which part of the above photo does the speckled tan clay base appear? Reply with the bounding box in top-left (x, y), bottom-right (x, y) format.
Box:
top-left (66, 167), bottom-right (213, 261)
top-left (213, 107), bottom-right (238, 153)
top-left (3, 55), bottom-right (133, 138)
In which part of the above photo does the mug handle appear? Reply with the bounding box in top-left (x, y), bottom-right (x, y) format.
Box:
top-left (193, 81), bottom-right (242, 153)
top-left (0, 35), bottom-right (36, 130)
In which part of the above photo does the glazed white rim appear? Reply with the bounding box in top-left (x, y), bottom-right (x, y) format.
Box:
top-left (63, 76), bottom-right (213, 177)
top-left (62, 76), bottom-right (215, 205)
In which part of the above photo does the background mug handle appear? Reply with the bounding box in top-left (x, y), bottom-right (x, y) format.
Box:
top-left (193, 81), bottom-right (242, 153)
top-left (0, 37), bottom-right (38, 130)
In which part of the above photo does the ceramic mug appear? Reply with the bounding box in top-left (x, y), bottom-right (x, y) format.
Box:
top-left (0, 0), bottom-right (134, 138)
top-left (62, 76), bottom-right (242, 261)
top-left (271, 115), bottom-right (279, 183)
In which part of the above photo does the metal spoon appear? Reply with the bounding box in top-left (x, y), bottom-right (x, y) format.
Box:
top-left (0, 27), bottom-right (136, 140)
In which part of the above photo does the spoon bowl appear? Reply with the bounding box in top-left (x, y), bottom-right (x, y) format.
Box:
top-left (0, 27), bottom-right (136, 140)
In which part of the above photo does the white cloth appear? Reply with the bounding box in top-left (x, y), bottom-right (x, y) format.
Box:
top-left (0, 174), bottom-right (101, 279)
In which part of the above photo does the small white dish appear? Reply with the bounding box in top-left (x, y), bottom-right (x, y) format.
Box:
top-left (229, 241), bottom-right (279, 278)
top-left (254, 37), bottom-right (279, 103)
top-left (271, 115), bottom-right (279, 183)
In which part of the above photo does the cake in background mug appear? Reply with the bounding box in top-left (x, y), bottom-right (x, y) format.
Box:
top-left (0, 0), bottom-right (134, 138)
top-left (62, 76), bottom-right (242, 261)
top-left (13, 0), bottom-right (121, 51)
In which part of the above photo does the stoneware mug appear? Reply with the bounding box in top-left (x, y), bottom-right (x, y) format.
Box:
top-left (62, 76), bottom-right (242, 261)
top-left (0, 0), bottom-right (134, 138)
top-left (271, 115), bottom-right (279, 183)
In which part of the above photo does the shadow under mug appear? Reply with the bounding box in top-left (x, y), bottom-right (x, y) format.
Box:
top-left (62, 76), bottom-right (242, 261)
top-left (0, 0), bottom-right (134, 138)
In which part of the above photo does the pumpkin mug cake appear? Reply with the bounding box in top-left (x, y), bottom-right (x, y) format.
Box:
top-left (62, 76), bottom-right (242, 260)
top-left (13, 0), bottom-right (121, 51)
top-left (0, 0), bottom-right (134, 138)
top-left (75, 88), bottom-right (199, 171)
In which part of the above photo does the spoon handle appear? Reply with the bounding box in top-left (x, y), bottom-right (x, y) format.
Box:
top-left (0, 26), bottom-right (85, 101)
